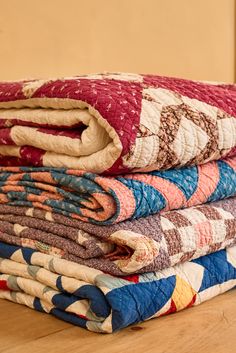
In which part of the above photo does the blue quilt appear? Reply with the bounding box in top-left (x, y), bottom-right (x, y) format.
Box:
top-left (0, 242), bottom-right (235, 333)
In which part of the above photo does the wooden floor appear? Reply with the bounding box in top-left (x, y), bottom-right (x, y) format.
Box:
top-left (0, 290), bottom-right (236, 353)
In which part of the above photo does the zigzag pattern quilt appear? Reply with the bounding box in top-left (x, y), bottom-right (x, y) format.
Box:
top-left (0, 156), bottom-right (235, 224)
top-left (0, 242), bottom-right (235, 333)
top-left (0, 197), bottom-right (235, 275)
top-left (0, 73), bottom-right (236, 173)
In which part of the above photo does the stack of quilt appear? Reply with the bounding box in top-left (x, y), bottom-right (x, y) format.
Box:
top-left (0, 72), bottom-right (235, 333)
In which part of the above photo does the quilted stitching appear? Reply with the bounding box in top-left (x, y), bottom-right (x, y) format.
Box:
top-left (0, 156), bottom-right (235, 224)
top-left (0, 242), bottom-right (235, 332)
top-left (0, 73), bottom-right (236, 173)
top-left (0, 73), bottom-right (236, 332)
top-left (0, 196), bottom-right (235, 275)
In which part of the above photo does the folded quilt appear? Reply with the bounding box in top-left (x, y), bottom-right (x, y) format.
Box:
top-left (1, 73), bottom-right (236, 173)
top-left (0, 241), bottom-right (235, 333)
top-left (0, 156), bottom-right (236, 225)
top-left (0, 196), bottom-right (235, 274)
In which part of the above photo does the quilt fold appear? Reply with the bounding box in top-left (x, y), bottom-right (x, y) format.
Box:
top-left (0, 241), bottom-right (235, 333)
top-left (0, 197), bottom-right (235, 274)
top-left (0, 156), bottom-right (236, 225)
top-left (1, 73), bottom-right (236, 333)
top-left (0, 73), bottom-right (236, 173)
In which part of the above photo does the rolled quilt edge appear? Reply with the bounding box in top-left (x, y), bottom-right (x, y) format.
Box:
top-left (0, 196), bottom-right (235, 274)
top-left (0, 156), bottom-right (236, 225)
top-left (1, 73), bottom-right (236, 173)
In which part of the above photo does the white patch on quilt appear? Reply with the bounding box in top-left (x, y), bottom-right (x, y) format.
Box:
top-left (100, 314), bottom-right (113, 333)
top-left (45, 212), bottom-right (54, 222)
top-left (172, 117), bottom-right (209, 164)
top-left (155, 266), bottom-right (177, 280)
top-left (212, 206), bottom-right (234, 220)
top-left (151, 298), bottom-right (172, 319)
top-left (195, 279), bottom-right (236, 306)
top-left (169, 252), bottom-right (185, 265)
top-left (26, 208), bottom-right (34, 217)
top-left (0, 145), bottom-right (21, 157)
top-left (0, 290), bottom-right (32, 308)
top-left (14, 292), bottom-right (35, 309)
top-left (122, 136), bottom-right (158, 169)
top-left (97, 285), bottom-right (112, 296)
top-left (198, 80), bottom-right (225, 85)
top-left (217, 117), bottom-right (236, 149)
top-left (40, 300), bottom-right (54, 313)
top-left (13, 224), bottom-right (28, 236)
top-left (122, 95), bottom-right (161, 169)
top-left (161, 215), bottom-right (178, 231)
top-left (158, 235), bottom-right (169, 253)
top-left (87, 314), bottom-right (113, 333)
top-left (226, 246), bottom-right (236, 269)
top-left (68, 72), bottom-right (144, 82)
top-left (60, 275), bottom-right (89, 293)
top-left (178, 226), bottom-right (197, 253)
top-left (182, 95), bottom-right (218, 120)
top-left (66, 299), bottom-right (90, 316)
top-left (22, 79), bottom-right (50, 98)
top-left (144, 87), bottom-right (182, 106)
top-left (10, 249), bottom-right (27, 264)
top-left (209, 220), bottom-right (227, 243)
top-left (35, 268), bottom-right (56, 289)
top-left (177, 208), bottom-right (207, 225)
top-left (77, 230), bottom-right (90, 244)
top-left (174, 261), bottom-right (204, 292)
top-left (26, 278), bottom-right (55, 301)
top-left (192, 245), bottom-right (210, 259)
top-left (49, 257), bottom-right (103, 283)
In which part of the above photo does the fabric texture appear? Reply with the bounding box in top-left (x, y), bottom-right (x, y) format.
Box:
top-left (0, 155), bottom-right (236, 225)
top-left (1, 72), bottom-right (236, 333)
top-left (0, 241), bottom-right (235, 333)
top-left (0, 73), bottom-right (236, 173)
top-left (0, 197), bottom-right (235, 274)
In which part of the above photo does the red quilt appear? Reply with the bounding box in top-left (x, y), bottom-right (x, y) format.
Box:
top-left (0, 72), bottom-right (236, 174)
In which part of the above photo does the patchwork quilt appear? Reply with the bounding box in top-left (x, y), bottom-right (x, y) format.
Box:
top-left (0, 73), bottom-right (236, 173)
top-left (0, 197), bottom-right (235, 275)
top-left (0, 241), bottom-right (236, 333)
top-left (0, 156), bottom-right (235, 224)
top-left (1, 72), bottom-right (236, 333)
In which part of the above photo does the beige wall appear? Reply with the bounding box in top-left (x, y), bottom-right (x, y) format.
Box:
top-left (0, 0), bottom-right (234, 81)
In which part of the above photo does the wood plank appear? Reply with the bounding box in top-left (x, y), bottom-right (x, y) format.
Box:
top-left (0, 289), bottom-right (235, 353)
top-left (0, 301), bottom-right (70, 352)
